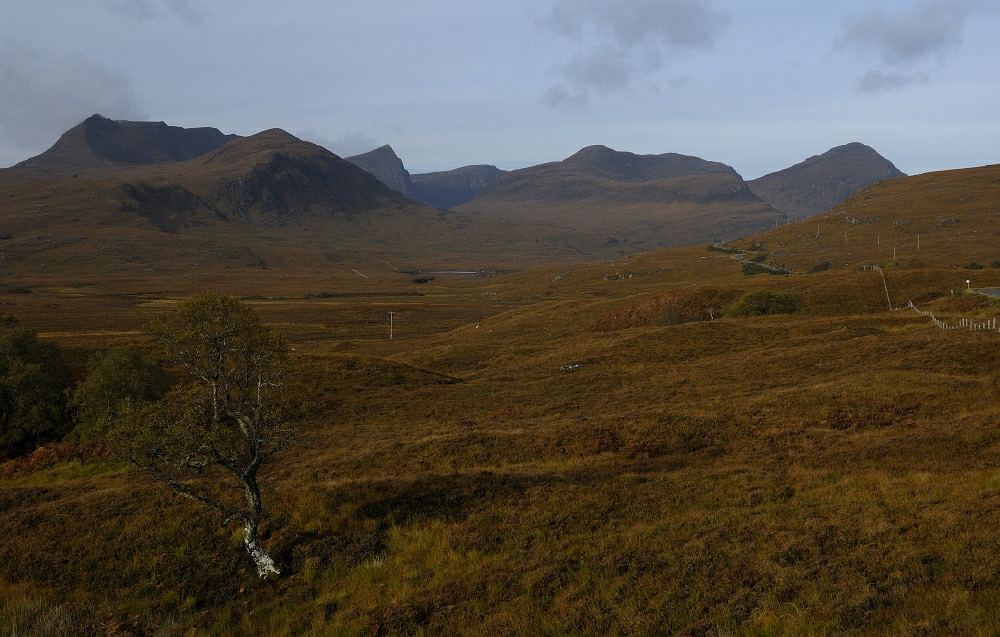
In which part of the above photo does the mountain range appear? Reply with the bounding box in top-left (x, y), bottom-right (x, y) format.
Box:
top-left (345, 140), bottom-right (905, 249)
top-left (0, 118), bottom-right (600, 279)
top-left (345, 145), bottom-right (504, 210)
top-left (454, 144), bottom-right (779, 249)
top-left (0, 115), bottom-right (911, 278)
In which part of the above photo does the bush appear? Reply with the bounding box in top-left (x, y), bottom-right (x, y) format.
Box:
top-left (808, 261), bottom-right (833, 274)
top-left (0, 317), bottom-right (70, 454)
top-left (706, 244), bottom-right (742, 255)
top-left (991, 261), bottom-right (1000, 269)
top-left (742, 262), bottom-right (790, 276)
top-left (723, 290), bottom-right (802, 317)
top-left (69, 347), bottom-right (169, 442)
top-left (592, 287), bottom-right (744, 331)
top-left (965, 262), bottom-right (984, 270)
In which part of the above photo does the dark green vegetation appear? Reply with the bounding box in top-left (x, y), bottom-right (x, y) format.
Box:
top-left (69, 346), bottom-right (168, 443)
top-left (0, 318), bottom-right (70, 453)
top-left (6, 126), bottom-right (1000, 634)
top-left (722, 290), bottom-right (802, 317)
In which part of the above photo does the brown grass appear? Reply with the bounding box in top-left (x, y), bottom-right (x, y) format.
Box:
top-left (7, 163), bottom-right (1000, 634)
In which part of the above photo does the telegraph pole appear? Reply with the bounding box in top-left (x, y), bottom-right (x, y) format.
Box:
top-left (389, 312), bottom-right (394, 340)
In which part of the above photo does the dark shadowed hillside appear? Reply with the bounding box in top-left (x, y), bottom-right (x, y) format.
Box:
top-left (8, 114), bottom-right (240, 178)
top-left (456, 145), bottom-right (780, 250)
top-left (344, 145), bottom-right (417, 200)
top-left (748, 142), bottom-right (905, 219)
top-left (411, 164), bottom-right (505, 209)
top-left (0, 123), bottom-right (626, 278)
top-left (120, 129), bottom-right (412, 228)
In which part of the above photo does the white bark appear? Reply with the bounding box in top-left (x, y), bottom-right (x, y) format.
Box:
top-left (244, 521), bottom-right (279, 578)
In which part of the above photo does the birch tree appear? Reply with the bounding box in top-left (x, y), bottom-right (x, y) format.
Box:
top-left (112, 293), bottom-right (294, 577)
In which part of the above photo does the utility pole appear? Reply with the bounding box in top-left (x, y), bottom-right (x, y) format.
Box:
top-left (917, 234), bottom-right (920, 250)
top-left (389, 312), bottom-right (394, 340)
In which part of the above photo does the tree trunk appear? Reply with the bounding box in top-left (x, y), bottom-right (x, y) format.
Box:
top-left (243, 519), bottom-right (279, 578)
top-left (241, 473), bottom-right (279, 577)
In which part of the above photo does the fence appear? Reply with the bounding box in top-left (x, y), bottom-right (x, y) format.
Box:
top-left (907, 300), bottom-right (1000, 332)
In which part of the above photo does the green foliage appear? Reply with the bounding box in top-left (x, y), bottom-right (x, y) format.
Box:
top-left (706, 244), bottom-right (742, 254)
top-left (964, 262), bottom-right (984, 270)
top-left (109, 293), bottom-right (295, 577)
top-left (69, 347), bottom-right (168, 442)
top-left (111, 293), bottom-right (293, 479)
top-left (808, 260), bottom-right (833, 273)
top-left (723, 290), bottom-right (802, 317)
top-left (0, 317), bottom-right (69, 453)
top-left (991, 260), bottom-right (1000, 269)
top-left (741, 262), bottom-right (790, 276)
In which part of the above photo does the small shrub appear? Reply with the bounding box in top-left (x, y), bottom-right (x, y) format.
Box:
top-left (707, 244), bottom-right (742, 255)
top-left (808, 261), bottom-right (833, 274)
top-left (991, 260), bottom-right (1000, 269)
top-left (742, 262), bottom-right (790, 276)
top-left (723, 290), bottom-right (802, 317)
top-left (965, 262), bottom-right (984, 270)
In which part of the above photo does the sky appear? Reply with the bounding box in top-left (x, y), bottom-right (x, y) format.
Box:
top-left (1, 0), bottom-right (999, 178)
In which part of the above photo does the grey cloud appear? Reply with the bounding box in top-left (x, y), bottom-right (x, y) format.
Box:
top-left (836, 1), bottom-right (970, 92)
top-left (563, 46), bottom-right (635, 93)
top-left (0, 43), bottom-right (146, 151)
top-left (545, 0), bottom-right (726, 105)
top-left (104, 0), bottom-right (207, 26)
top-left (857, 69), bottom-right (930, 93)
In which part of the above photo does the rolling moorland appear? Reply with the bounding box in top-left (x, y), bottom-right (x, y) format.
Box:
top-left (4, 120), bottom-right (1000, 635)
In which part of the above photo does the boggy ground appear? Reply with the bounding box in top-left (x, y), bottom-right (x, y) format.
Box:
top-left (4, 251), bottom-right (1000, 635)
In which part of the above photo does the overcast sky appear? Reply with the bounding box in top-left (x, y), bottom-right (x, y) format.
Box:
top-left (1, 0), bottom-right (998, 178)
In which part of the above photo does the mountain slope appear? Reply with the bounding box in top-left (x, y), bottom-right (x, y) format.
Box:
top-left (748, 143), bottom-right (905, 219)
top-left (724, 162), bottom-right (1000, 276)
top-left (10, 114), bottom-right (239, 177)
top-left (456, 145), bottom-right (780, 249)
top-left (0, 126), bottom-right (622, 280)
top-left (411, 165), bottom-right (505, 209)
top-left (344, 145), bottom-right (417, 200)
top-left (117, 129), bottom-right (412, 229)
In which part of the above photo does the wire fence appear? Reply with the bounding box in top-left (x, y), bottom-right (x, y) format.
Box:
top-left (906, 300), bottom-right (1000, 332)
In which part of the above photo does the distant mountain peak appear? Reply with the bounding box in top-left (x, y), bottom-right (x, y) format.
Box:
top-left (12, 114), bottom-right (240, 176)
top-left (748, 143), bottom-right (905, 218)
top-left (559, 145), bottom-right (740, 183)
top-left (345, 145), bottom-right (416, 199)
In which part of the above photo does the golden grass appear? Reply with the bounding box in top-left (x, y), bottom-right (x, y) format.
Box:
top-left (7, 164), bottom-right (1000, 634)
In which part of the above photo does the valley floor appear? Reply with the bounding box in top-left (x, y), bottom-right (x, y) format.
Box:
top-left (4, 259), bottom-right (1000, 636)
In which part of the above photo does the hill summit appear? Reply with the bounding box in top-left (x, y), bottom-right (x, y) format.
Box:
top-left (344, 145), bottom-right (417, 200)
top-left (13, 114), bottom-right (240, 176)
top-left (747, 142), bottom-right (905, 219)
top-left (345, 146), bottom-right (506, 209)
top-left (456, 145), bottom-right (778, 250)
